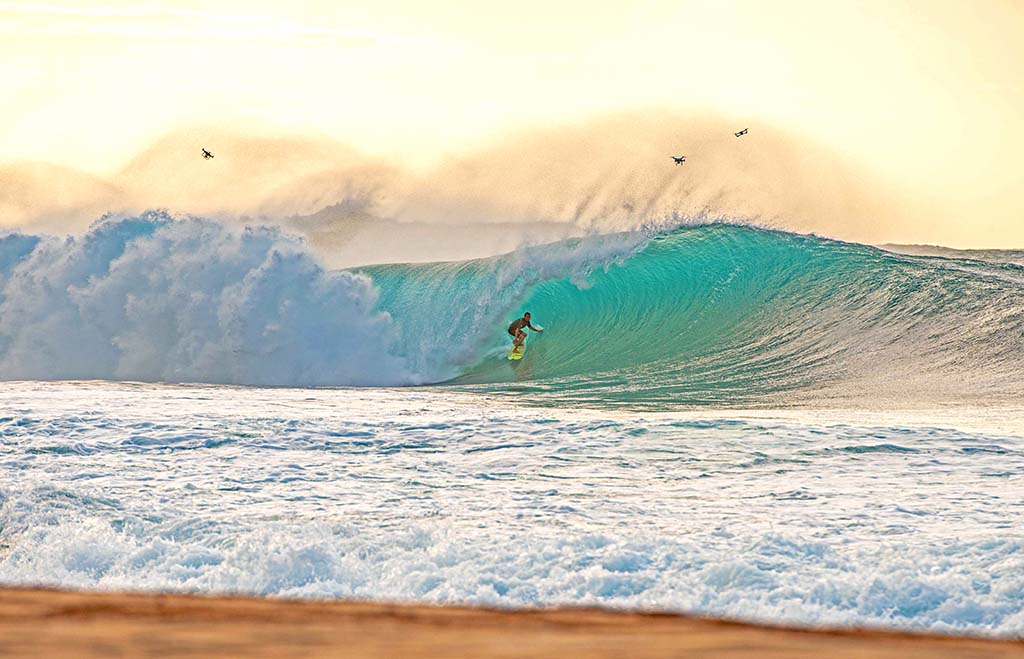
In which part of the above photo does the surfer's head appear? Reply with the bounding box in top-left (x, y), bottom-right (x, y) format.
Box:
top-left (524, 312), bottom-right (531, 320)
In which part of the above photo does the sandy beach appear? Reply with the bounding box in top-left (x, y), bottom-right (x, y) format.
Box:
top-left (1, 587), bottom-right (1021, 659)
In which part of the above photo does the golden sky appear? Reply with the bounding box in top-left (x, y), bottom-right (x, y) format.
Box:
top-left (1, 0), bottom-right (1022, 246)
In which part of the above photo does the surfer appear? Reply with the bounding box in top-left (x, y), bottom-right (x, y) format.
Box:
top-left (202, 148), bottom-right (214, 160)
top-left (671, 155), bottom-right (686, 165)
top-left (508, 312), bottom-right (543, 348)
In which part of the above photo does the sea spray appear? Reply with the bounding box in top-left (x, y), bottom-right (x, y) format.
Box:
top-left (0, 212), bottom-right (408, 385)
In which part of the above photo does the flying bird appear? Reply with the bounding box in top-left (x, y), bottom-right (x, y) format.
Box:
top-left (202, 148), bottom-right (214, 159)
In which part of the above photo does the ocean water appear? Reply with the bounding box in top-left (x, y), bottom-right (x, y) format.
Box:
top-left (1, 215), bottom-right (1023, 636)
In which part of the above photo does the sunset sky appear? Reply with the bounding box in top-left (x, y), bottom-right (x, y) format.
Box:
top-left (1, 0), bottom-right (1022, 246)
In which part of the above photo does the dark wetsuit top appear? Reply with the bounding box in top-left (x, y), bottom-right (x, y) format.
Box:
top-left (508, 318), bottom-right (531, 336)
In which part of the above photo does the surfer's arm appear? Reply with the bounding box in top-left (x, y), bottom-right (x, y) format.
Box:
top-left (528, 323), bottom-right (543, 332)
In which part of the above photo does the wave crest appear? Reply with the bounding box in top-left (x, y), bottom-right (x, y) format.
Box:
top-left (2, 215), bottom-right (1022, 407)
top-left (0, 212), bottom-right (408, 385)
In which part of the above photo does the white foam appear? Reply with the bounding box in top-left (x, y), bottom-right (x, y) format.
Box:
top-left (0, 213), bottom-right (410, 385)
top-left (1, 382), bottom-right (1022, 636)
top-left (0, 213), bottom-right (652, 386)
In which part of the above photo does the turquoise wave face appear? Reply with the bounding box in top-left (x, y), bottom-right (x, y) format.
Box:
top-left (2, 215), bottom-right (1020, 404)
top-left (363, 224), bottom-right (1024, 409)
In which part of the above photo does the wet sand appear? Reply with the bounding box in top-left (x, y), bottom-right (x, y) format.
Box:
top-left (1, 587), bottom-right (1022, 658)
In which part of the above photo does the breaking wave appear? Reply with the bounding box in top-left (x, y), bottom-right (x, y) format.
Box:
top-left (2, 213), bottom-right (1022, 408)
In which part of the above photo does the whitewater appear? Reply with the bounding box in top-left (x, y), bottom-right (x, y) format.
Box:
top-left (1, 213), bottom-right (1023, 636)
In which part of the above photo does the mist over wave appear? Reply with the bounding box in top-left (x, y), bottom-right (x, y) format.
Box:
top-left (1, 212), bottom-right (1021, 409)
top-left (2, 112), bottom-right (925, 268)
top-left (397, 113), bottom-right (899, 240)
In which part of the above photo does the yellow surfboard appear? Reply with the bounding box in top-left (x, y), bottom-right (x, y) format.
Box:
top-left (507, 344), bottom-right (525, 360)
